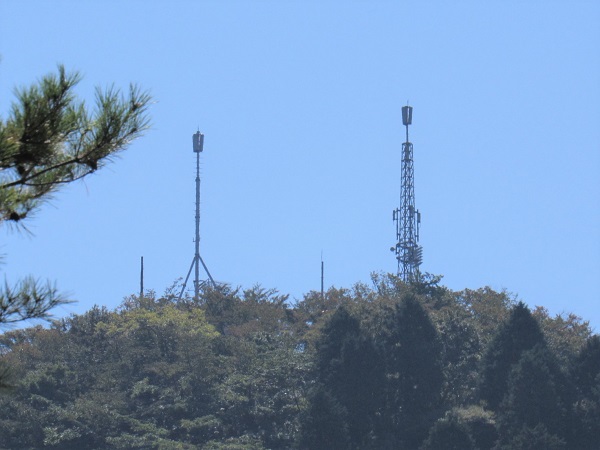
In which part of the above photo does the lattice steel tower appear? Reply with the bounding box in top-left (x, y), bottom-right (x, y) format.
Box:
top-left (391, 105), bottom-right (422, 281)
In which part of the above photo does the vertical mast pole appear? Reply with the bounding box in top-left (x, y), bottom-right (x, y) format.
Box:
top-left (321, 253), bottom-right (324, 300)
top-left (140, 256), bottom-right (144, 299)
top-left (194, 146), bottom-right (201, 300)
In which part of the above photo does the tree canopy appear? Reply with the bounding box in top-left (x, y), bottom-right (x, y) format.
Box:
top-left (0, 277), bottom-right (595, 449)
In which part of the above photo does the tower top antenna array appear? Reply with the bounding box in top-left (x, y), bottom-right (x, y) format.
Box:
top-left (179, 131), bottom-right (217, 300)
top-left (391, 105), bottom-right (423, 281)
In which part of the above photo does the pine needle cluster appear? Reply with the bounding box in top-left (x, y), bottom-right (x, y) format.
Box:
top-left (0, 65), bottom-right (151, 226)
top-left (0, 66), bottom-right (151, 326)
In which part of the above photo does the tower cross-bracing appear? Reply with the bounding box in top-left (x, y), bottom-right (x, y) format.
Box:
top-left (392, 105), bottom-right (423, 281)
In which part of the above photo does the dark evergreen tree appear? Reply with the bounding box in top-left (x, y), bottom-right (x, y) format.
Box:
top-left (315, 306), bottom-right (361, 382)
top-left (496, 344), bottom-right (571, 446)
top-left (440, 406), bottom-right (497, 450)
top-left (496, 423), bottom-right (566, 450)
top-left (465, 416), bottom-right (497, 450)
top-left (570, 335), bottom-right (600, 449)
top-left (298, 386), bottom-right (350, 450)
top-left (434, 304), bottom-right (481, 406)
top-left (571, 334), bottom-right (600, 398)
top-left (478, 302), bottom-right (546, 410)
top-left (381, 295), bottom-right (444, 448)
top-left (334, 334), bottom-right (386, 448)
top-left (304, 305), bottom-right (386, 448)
top-left (420, 418), bottom-right (474, 450)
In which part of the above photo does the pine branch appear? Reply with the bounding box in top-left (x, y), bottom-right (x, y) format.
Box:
top-left (0, 66), bottom-right (152, 225)
top-left (0, 276), bottom-right (72, 324)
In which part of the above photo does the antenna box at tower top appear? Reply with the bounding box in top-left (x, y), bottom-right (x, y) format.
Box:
top-left (402, 106), bottom-right (413, 126)
top-left (193, 132), bottom-right (204, 153)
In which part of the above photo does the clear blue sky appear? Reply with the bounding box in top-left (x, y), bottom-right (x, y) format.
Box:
top-left (1, 1), bottom-right (599, 330)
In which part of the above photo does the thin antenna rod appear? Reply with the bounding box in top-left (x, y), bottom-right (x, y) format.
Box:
top-left (321, 252), bottom-right (324, 299)
top-left (140, 256), bottom-right (144, 299)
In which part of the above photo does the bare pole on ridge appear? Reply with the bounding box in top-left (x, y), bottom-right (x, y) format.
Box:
top-left (140, 256), bottom-right (144, 299)
top-left (321, 252), bottom-right (324, 300)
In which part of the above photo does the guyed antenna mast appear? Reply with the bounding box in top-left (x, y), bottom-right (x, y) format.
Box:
top-left (179, 131), bottom-right (217, 300)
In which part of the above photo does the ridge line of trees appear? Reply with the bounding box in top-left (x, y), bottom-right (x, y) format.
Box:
top-left (0, 276), bottom-right (597, 449)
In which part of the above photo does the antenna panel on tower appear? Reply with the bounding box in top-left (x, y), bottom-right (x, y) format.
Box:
top-left (402, 105), bottom-right (413, 126)
top-left (193, 131), bottom-right (204, 153)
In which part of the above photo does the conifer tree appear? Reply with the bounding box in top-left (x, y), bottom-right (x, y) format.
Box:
top-left (305, 306), bottom-right (386, 448)
top-left (571, 334), bottom-right (600, 398)
top-left (314, 306), bottom-right (360, 377)
top-left (0, 66), bottom-right (151, 326)
top-left (421, 418), bottom-right (475, 450)
top-left (304, 307), bottom-right (385, 448)
top-left (496, 423), bottom-right (566, 450)
top-left (298, 386), bottom-right (350, 450)
top-left (478, 302), bottom-right (546, 410)
top-left (335, 334), bottom-right (386, 448)
top-left (570, 335), bottom-right (600, 449)
top-left (495, 344), bottom-right (571, 445)
top-left (381, 295), bottom-right (444, 448)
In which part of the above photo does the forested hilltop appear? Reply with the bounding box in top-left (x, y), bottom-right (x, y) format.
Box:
top-left (0, 274), bottom-right (598, 449)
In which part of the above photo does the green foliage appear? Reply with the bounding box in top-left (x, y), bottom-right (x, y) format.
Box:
top-left (432, 301), bottom-right (482, 407)
top-left (298, 387), bottom-right (350, 450)
top-left (211, 331), bottom-right (310, 448)
top-left (495, 344), bottom-right (571, 445)
top-left (0, 65), bottom-right (151, 358)
top-left (336, 335), bottom-right (385, 447)
top-left (0, 65), bottom-right (151, 226)
top-left (382, 295), bottom-right (444, 447)
top-left (421, 417), bottom-right (474, 450)
top-left (179, 415), bottom-right (223, 444)
top-left (0, 281), bottom-right (596, 448)
top-left (455, 287), bottom-right (515, 347)
top-left (569, 335), bottom-right (600, 449)
top-left (0, 277), bottom-right (70, 325)
top-left (532, 306), bottom-right (592, 367)
top-left (203, 435), bottom-right (266, 450)
top-left (571, 334), bottom-right (600, 398)
top-left (0, 361), bottom-right (11, 390)
top-left (315, 306), bottom-right (360, 380)
top-left (478, 302), bottom-right (546, 410)
top-left (445, 405), bottom-right (497, 450)
top-left (495, 423), bottom-right (566, 450)
top-left (571, 388), bottom-right (600, 450)
top-left (304, 305), bottom-right (385, 448)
